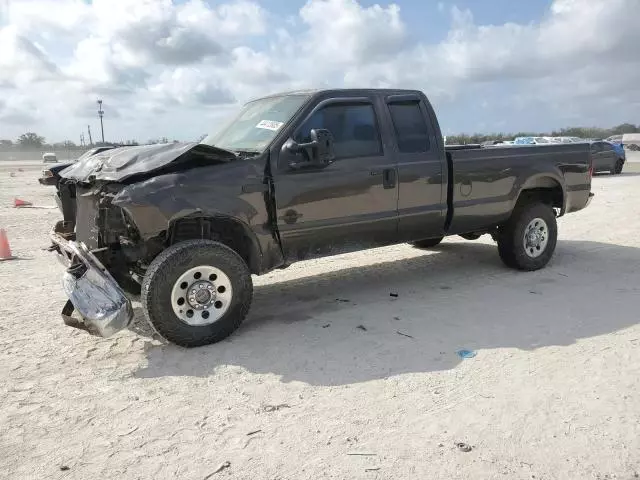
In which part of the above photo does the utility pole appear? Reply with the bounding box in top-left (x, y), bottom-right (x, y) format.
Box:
top-left (80, 133), bottom-right (85, 147)
top-left (97, 99), bottom-right (105, 144)
top-left (87, 125), bottom-right (93, 146)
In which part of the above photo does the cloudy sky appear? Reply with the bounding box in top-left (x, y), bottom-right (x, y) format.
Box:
top-left (0, 0), bottom-right (638, 144)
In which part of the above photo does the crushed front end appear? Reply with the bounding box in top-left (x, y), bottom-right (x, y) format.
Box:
top-left (49, 180), bottom-right (140, 336)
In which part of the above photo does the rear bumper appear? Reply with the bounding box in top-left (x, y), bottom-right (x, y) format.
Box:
top-left (50, 233), bottom-right (133, 337)
top-left (586, 192), bottom-right (594, 207)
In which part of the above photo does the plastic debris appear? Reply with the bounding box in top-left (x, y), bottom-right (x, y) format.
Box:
top-left (457, 349), bottom-right (477, 359)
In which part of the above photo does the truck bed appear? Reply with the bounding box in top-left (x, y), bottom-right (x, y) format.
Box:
top-left (445, 142), bottom-right (592, 235)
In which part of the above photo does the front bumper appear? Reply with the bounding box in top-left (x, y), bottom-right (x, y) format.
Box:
top-left (39, 175), bottom-right (57, 186)
top-left (50, 233), bottom-right (133, 337)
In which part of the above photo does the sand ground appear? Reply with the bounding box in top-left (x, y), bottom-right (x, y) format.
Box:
top-left (0, 158), bottom-right (639, 480)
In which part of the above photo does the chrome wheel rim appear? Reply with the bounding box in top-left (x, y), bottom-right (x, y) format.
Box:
top-left (170, 265), bottom-right (233, 326)
top-left (523, 217), bottom-right (549, 258)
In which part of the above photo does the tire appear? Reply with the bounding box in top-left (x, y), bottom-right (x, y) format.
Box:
top-left (141, 239), bottom-right (253, 347)
top-left (460, 233), bottom-right (482, 241)
top-left (412, 237), bottom-right (444, 249)
top-left (613, 159), bottom-right (624, 175)
top-left (497, 202), bottom-right (557, 271)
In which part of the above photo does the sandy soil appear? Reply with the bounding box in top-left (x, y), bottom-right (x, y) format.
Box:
top-left (1, 160), bottom-right (639, 480)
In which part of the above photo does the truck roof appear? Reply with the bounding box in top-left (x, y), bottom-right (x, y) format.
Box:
top-left (252, 88), bottom-right (424, 102)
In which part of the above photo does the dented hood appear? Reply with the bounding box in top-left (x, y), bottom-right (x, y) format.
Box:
top-left (60, 142), bottom-right (237, 183)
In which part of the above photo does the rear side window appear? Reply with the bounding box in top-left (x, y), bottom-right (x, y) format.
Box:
top-left (590, 142), bottom-right (602, 154)
top-left (388, 101), bottom-right (431, 153)
top-left (603, 144), bottom-right (614, 152)
top-left (295, 103), bottom-right (382, 159)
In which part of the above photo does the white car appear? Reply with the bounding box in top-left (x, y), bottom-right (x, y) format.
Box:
top-left (42, 152), bottom-right (57, 163)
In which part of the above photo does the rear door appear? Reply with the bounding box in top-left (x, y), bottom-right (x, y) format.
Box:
top-left (590, 142), bottom-right (605, 171)
top-left (601, 143), bottom-right (618, 170)
top-left (382, 94), bottom-right (446, 241)
top-left (272, 96), bottom-right (399, 258)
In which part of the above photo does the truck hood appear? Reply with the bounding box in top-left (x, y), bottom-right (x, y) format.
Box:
top-left (60, 142), bottom-right (237, 183)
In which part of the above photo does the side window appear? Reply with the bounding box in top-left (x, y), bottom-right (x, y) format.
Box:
top-left (590, 142), bottom-right (602, 154)
top-left (388, 101), bottom-right (431, 153)
top-left (603, 144), bottom-right (614, 152)
top-left (295, 103), bottom-right (382, 159)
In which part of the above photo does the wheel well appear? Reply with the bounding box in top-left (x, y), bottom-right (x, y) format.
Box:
top-left (166, 216), bottom-right (261, 274)
top-left (518, 177), bottom-right (564, 212)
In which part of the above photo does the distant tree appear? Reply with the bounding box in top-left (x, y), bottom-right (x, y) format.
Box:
top-left (0, 139), bottom-right (13, 146)
top-left (17, 132), bottom-right (46, 148)
top-left (610, 123), bottom-right (639, 135)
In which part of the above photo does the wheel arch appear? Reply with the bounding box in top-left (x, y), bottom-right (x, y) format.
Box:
top-left (517, 174), bottom-right (567, 216)
top-left (166, 215), bottom-right (263, 274)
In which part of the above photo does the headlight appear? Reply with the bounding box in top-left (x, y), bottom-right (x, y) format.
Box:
top-left (42, 170), bottom-right (54, 177)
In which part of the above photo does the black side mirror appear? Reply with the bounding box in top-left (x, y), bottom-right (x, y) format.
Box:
top-left (285, 128), bottom-right (336, 170)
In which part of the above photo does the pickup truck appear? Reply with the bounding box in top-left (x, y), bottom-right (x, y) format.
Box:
top-left (50, 88), bottom-right (594, 347)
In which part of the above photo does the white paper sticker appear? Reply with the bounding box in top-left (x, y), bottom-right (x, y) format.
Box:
top-left (256, 119), bottom-right (284, 131)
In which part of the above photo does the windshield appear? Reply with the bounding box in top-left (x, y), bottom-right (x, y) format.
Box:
top-left (202, 94), bottom-right (310, 153)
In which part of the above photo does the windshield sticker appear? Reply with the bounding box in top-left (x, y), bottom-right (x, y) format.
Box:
top-left (256, 120), bottom-right (284, 131)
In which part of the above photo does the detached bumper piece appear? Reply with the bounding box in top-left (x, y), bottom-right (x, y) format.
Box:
top-left (50, 233), bottom-right (133, 337)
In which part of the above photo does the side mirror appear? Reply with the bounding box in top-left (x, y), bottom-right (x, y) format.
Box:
top-left (285, 128), bottom-right (336, 170)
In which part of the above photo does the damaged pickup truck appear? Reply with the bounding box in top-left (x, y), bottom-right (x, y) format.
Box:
top-left (50, 88), bottom-right (594, 347)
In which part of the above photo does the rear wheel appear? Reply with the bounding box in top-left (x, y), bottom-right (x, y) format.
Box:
top-left (141, 239), bottom-right (253, 347)
top-left (613, 159), bottom-right (624, 174)
top-left (412, 237), bottom-right (444, 249)
top-left (497, 202), bottom-right (557, 271)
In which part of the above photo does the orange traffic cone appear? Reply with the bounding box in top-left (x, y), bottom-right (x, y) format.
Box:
top-left (0, 229), bottom-right (15, 261)
top-left (14, 198), bottom-right (33, 208)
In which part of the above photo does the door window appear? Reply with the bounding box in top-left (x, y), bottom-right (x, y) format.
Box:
top-left (295, 103), bottom-right (382, 159)
top-left (387, 101), bottom-right (431, 153)
top-left (590, 142), bottom-right (602, 154)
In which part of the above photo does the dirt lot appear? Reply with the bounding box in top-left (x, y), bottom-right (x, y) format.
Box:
top-left (1, 159), bottom-right (639, 480)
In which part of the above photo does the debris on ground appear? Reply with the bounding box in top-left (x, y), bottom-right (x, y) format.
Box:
top-left (347, 452), bottom-right (377, 456)
top-left (365, 467), bottom-right (381, 471)
top-left (117, 426), bottom-right (139, 436)
top-left (390, 292), bottom-right (399, 297)
top-left (456, 442), bottom-right (473, 452)
top-left (457, 349), bottom-right (477, 359)
top-left (247, 429), bottom-right (262, 436)
top-left (204, 461), bottom-right (230, 478)
top-left (59, 465), bottom-right (70, 471)
top-left (356, 325), bottom-right (367, 331)
top-left (322, 323), bottom-right (331, 328)
top-left (263, 404), bottom-right (291, 413)
top-left (396, 330), bottom-right (414, 339)
top-left (335, 298), bottom-right (350, 303)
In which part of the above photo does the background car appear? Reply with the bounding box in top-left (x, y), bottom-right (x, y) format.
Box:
top-left (42, 152), bottom-right (57, 163)
top-left (590, 140), bottom-right (625, 174)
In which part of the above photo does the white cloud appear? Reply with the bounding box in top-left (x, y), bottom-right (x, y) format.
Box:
top-left (0, 0), bottom-right (638, 142)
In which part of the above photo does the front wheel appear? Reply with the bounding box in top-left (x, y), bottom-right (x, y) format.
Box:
top-left (141, 240), bottom-right (253, 347)
top-left (497, 202), bottom-right (557, 271)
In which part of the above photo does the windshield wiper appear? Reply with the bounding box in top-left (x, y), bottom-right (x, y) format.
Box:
top-left (232, 149), bottom-right (261, 158)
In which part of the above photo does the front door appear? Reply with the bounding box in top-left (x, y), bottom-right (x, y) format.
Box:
top-left (272, 98), bottom-right (399, 259)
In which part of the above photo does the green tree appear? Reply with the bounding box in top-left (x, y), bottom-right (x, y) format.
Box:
top-left (17, 132), bottom-right (45, 148)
